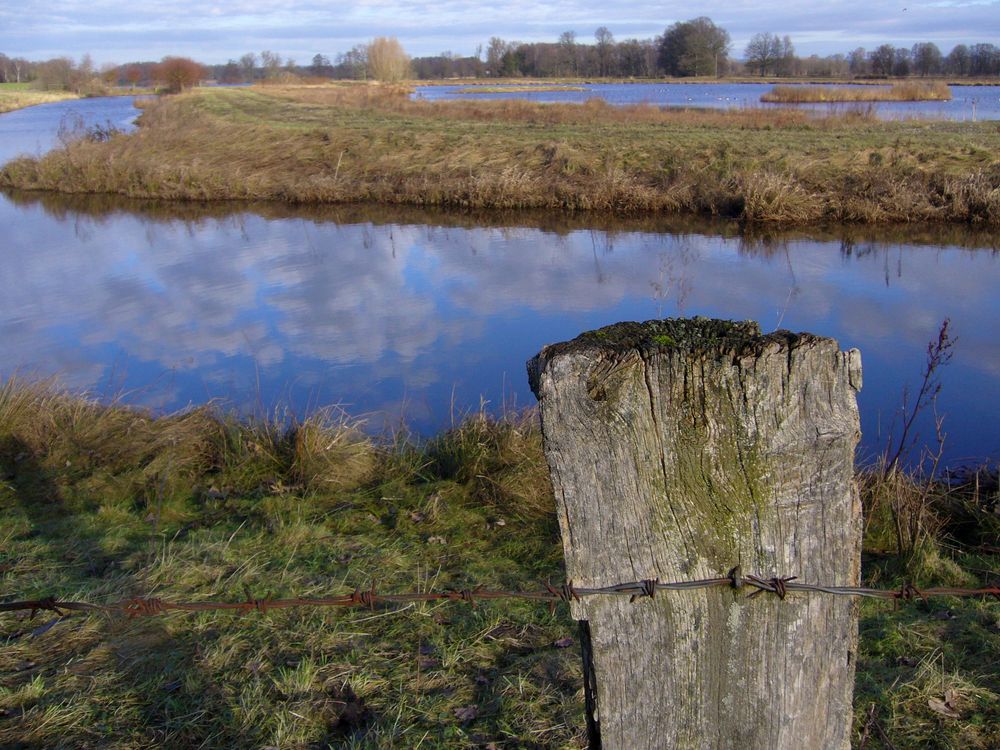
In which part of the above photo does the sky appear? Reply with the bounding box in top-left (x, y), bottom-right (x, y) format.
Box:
top-left (1, 1), bottom-right (999, 66)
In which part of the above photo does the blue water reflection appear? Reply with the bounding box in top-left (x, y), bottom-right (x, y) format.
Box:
top-left (2, 96), bottom-right (998, 468)
top-left (0, 96), bottom-right (143, 164)
top-left (1, 192), bottom-right (998, 467)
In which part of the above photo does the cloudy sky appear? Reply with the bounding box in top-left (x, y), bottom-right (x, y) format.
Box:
top-left (1, 1), bottom-right (999, 65)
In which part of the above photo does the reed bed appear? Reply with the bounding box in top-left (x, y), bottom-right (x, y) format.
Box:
top-left (761, 81), bottom-right (953, 103)
top-left (0, 89), bottom-right (78, 114)
top-left (2, 84), bottom-right (998, 226)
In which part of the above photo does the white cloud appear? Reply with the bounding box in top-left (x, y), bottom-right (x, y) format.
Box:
top-left (1, 1), bottom-right (997, 64)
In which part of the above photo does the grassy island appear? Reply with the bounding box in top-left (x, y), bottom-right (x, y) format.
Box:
top-left (0, 378), bottom-right (998, 748)
top-left (1, 84), bottom-right (999, 225)
top-left (762, 81), bottom-right (953, 103)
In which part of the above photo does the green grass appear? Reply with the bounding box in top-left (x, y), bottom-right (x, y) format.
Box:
top-left (1, 378), bottom-right (997, 748)
top-left (2, 84), bottom-right (998, 225)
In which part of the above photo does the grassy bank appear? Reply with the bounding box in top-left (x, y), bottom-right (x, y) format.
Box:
top-left (2, 84), bottom-right (999, 225)
top-left (1, 379), bottom-right (997, 748)
top-left (762, 81), bottom-right (952, 103)
top-left (0, 88), bottom-right (78, 114)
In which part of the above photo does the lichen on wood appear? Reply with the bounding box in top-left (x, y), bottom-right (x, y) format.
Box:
top-left (529, 317), bottom-right (863, 750)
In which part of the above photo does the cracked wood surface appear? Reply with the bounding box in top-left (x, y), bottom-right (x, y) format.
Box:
top-left (528, 319), bottom-right (863, 750)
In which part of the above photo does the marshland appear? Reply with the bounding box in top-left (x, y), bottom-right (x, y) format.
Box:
top-left (1, 54), bottom-right (999, 750)
top-left (3, 84), bottom-right (1000, 225)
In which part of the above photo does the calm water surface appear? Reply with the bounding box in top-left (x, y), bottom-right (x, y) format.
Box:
top-left (415, 82), bottom-right (1000, 120)
top-left (2, 98), bottom-right (999, 466)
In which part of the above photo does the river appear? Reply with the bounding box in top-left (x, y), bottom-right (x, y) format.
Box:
top-left (1, 96), bottom-right (998, 467)
top-left (414, 81), bottom-right (1000, 120)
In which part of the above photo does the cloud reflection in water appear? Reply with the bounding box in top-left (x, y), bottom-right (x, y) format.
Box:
top-left (2, 194), bottom-right (998, 466)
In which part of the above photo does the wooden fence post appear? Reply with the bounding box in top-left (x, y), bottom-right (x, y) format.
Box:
top-left (527, 318), bottom-right (863, 750)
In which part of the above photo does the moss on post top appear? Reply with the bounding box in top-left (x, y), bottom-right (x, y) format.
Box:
top-left (528, 317), bottom-right (827, 398)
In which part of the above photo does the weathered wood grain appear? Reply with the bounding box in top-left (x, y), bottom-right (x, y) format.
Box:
top-left (528, 318), bottom-right (863, 750)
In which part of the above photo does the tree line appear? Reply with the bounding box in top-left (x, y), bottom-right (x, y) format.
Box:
top-left (0, 38), bottom-right (411, 92)
top-left (3, 17), bottom-right (1000, 89)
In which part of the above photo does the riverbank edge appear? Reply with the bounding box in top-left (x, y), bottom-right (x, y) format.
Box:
top-left (1, 86), bottom-right (999, 227)
top-left (0, 90), bottom-right (80, 115)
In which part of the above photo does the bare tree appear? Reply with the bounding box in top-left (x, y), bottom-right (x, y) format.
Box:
top-left (260, 50), bottom-right (282, 79)
top-left (486, 37), bottom-right (511, 77)
top-left (558, 31), bottom-right (577, 75)
top-left (124, 64), bottom-right (143, 89)
top-left (848, 47), bottom-right (868, 76)
top-left (744, 32), bottom-right (781, 76)
top-left (912, 42), bottom-right (943, 76)
top-left (595, 27), bottom-right (614, 77)
top-left (778, 35), bottom-right (796, 76)
top-left (946, 44), bottom-right (970, 76)
top-left (869, 44), bottom-right (895, 76)
top-left (154, 56), bottom-right (206, 93)
top-left (367, 37), bottom-right (410, 82)
top-left (239, 52), bottom-right (257, 82)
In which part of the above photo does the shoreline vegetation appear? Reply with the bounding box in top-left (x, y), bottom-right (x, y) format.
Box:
top-left (416, 76), bottom-right (1000, 87)
top-left (1, 378), bottom-right (997, 747)
top-left (1, 83), bottom-right (998, 226)
top-left (0, 88), bottom-right (79, 114)
top-left (761, 81), bottom-right (953, 103)
top-left (0, 83), bottom-right (158, 115)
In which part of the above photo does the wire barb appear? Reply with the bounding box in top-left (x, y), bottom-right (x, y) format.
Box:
top-left (894, 582), bottom-right (927, 604)
top-left (629, 578), bottom-right (659, 603)
top-left (349, 583), bottom-right (379, 610)
top-left (122, 597), bottom-right (165, 618)
top-left (2, 568), bottom-right (997, 622)
top-left (747, 575), bottom-right (798, 600)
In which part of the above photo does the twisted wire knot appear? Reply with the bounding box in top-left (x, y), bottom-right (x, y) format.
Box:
top-left (630, 578), bottom-right (659, 603)
top-left (748, 575), bottom-right (797, 601)
top-left (894, 582), bottom-right (927, 604)
top-left (350, 585), bottom-right (378, 609)
top-left (544, 580), bottom-right (579, 614)
top-left (25, 597), bottom-right (64, 619)
top-left (123, 597), bottom-right (164, 618)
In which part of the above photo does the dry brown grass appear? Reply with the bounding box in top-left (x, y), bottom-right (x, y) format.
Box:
top-left (2, 85), bottom-right (999, 226)
top-left (272, 83), bottom-right (820, 129)
top-left (0, 89), bottom-right (78, 114)
top-left (762, 81), bottom-right (952, 103)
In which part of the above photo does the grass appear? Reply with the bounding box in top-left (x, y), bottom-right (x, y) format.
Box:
top-left (762, 81), bottom-right (953, 103)
top-left (0, 377), bottom-right (997, 748)
top-left (2, 84), bottom-right (999, 225)
top-left (0, 88), bottom-right (78, 114)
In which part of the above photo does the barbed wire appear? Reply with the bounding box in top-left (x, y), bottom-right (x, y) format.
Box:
top-left (2, 567), bottom-right (997, 621)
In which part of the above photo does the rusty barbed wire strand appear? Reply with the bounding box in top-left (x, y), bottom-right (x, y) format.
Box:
top-left (2, 566), bottom-right (997, 621)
